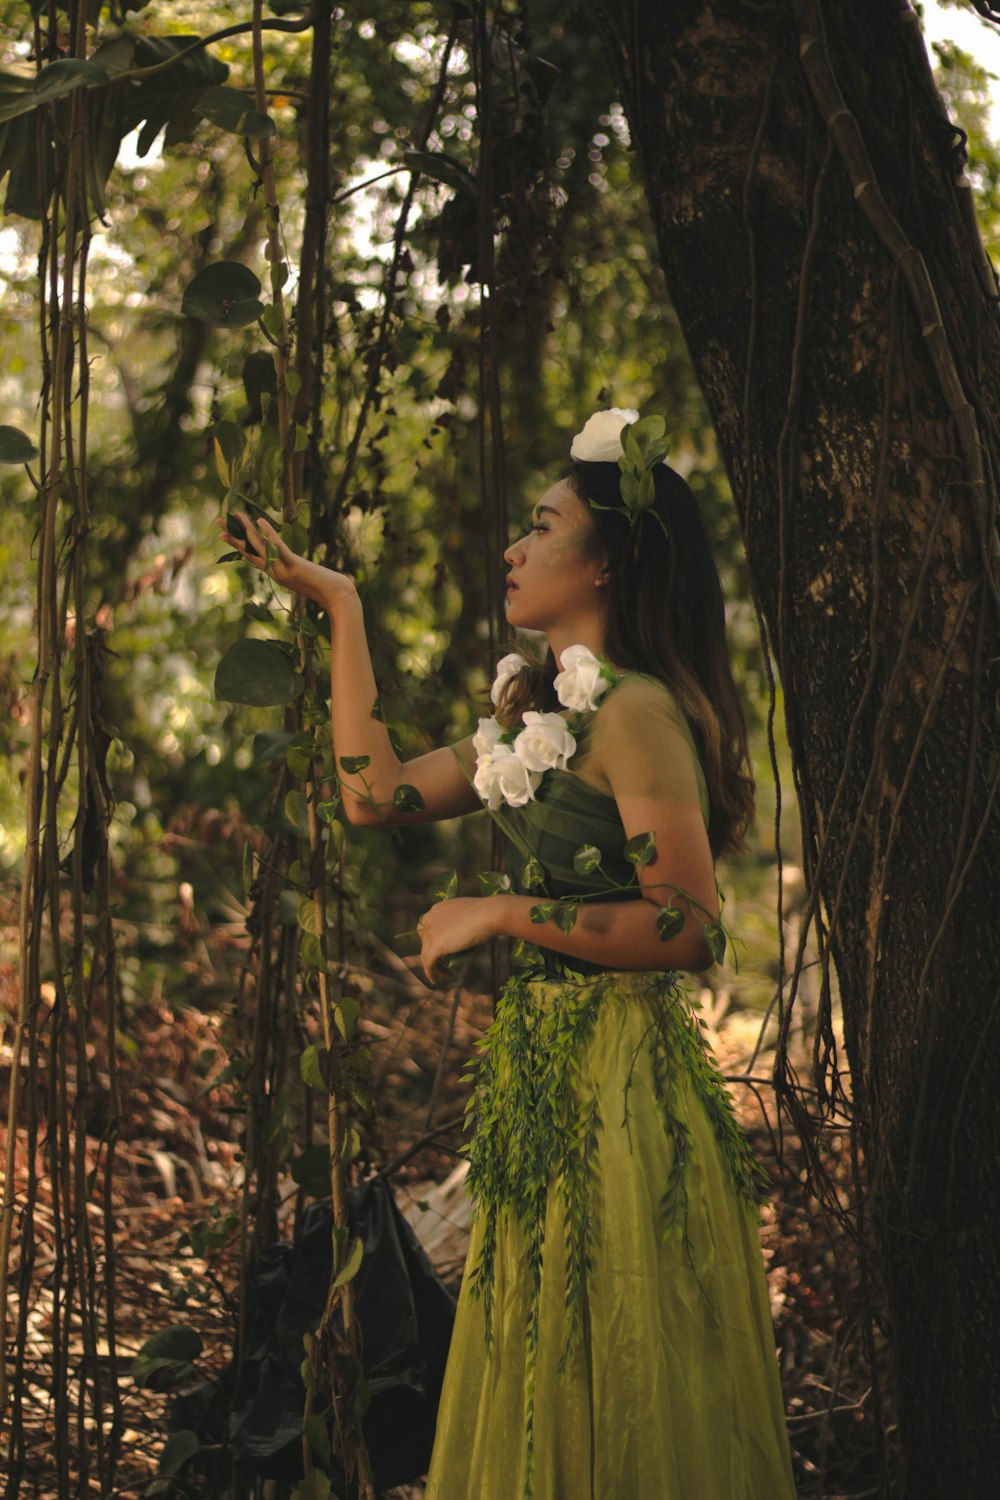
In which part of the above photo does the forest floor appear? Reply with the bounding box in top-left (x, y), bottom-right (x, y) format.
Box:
top-left (1, 915), bottom-right (890, 1500)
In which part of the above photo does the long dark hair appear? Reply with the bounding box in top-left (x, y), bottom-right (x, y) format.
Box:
top-left (497, 458), bottom-right (755, 856)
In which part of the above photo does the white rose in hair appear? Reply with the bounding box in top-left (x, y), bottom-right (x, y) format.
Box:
top-left (553, 644), bottom-right (614, 713)
top-left (490, 652), bottom-right (525, 706)
top-left (569, 407), bottom-right (640, 464)
top-left (513, 712), bottom-right (577, 773)
top-left (473, 715), bottom-right (504, 757)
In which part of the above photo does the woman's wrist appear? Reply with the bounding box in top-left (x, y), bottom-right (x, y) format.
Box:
top-left (322, 579), bottom-right (362, 621)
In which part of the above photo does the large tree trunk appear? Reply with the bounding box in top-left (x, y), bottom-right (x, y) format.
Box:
top-left (590, 0), bottom-right (1000, 1493)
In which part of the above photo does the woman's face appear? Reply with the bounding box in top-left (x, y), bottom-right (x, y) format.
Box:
top-left (503, 479), bottom-right (608, 637)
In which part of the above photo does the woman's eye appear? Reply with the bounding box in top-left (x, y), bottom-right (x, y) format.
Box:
top-left (532, 523), bottom-right (548, 535)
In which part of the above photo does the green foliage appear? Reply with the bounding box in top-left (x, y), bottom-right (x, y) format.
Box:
top-left (145, 1429), bottom-right (202, 1497)
top-left (215, 638), bottom-right (305, 705)
top-left (197, 85), bottom-right (275, 139)
top-left (429, 867), bottom-right (459, 901)
top-left (130, 1324), bottom-right (203, 1390)
top-left (623, 830), bottom-right (656, 868)
top-left (182, 261), bottom-right (265, 327)
top-left (0, 424), bottom-right (36, 462)
top-left (656, 905), bottom-right (685, 941)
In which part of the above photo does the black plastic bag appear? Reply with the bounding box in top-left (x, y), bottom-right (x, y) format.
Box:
top-left (230, 1175), bottom-right (457, 1491)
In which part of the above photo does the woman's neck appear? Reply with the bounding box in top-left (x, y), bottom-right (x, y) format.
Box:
top-left (546, 627), bottom-right (608, 670)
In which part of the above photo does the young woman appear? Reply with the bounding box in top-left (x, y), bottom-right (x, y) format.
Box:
top-left (217, 408), bottom-right (796, 1499)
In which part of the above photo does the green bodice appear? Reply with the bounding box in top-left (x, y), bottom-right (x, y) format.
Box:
top-left (498, 770), bottom-right (648, 979)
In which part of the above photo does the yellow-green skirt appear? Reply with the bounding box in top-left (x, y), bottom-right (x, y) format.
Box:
top-left (424, 969), bottom-right (796, 1500)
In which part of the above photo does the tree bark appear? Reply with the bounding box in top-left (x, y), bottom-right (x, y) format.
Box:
top-left (589, 0), bottom-right (1000, 1493)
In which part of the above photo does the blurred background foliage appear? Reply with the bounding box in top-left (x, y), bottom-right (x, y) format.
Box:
top-left (0, 0), bottom-right (997, 1047)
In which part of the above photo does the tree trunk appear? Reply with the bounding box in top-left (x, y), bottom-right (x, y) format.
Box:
top-left (590, 0), bottom-right (1000, 1493)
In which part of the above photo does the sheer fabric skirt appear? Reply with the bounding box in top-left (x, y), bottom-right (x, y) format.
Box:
top-left (423, 970), bottom-right (796, 1500)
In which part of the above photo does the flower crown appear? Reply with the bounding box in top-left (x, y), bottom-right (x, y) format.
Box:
top-left (570, 407), bottom-right (671, 535)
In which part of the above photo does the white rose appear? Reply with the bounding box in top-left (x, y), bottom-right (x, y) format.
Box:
top-left (569, 407), bottom-right (640, 464)
top-left (553, 644), bottom-right (613, 712)
top-left (490, 652), bottom-right (525, 706)
top-left (473, 715), bottom-right (504, 757)
top-left (513, 711), bottom-right (577, 773)
top-left (474, 745), bottom-right (541, 808)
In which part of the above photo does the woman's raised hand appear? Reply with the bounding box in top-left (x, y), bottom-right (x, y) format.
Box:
top-left (215, 510), bottom-right (358, 613)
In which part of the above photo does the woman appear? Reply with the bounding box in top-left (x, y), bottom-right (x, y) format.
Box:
top-left (217, 407), bottom-right (796, 1499)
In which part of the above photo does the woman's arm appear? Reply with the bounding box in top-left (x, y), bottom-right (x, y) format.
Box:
top-left (413, 888), bottom-right (713, 985)
top-left (217, 510), bottom-right (481, 826)
top-left (413, 793), bottom-right (719, 983)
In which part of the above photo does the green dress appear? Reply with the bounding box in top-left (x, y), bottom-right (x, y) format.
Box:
top-left (424, 677), bottom-right (796, 1499)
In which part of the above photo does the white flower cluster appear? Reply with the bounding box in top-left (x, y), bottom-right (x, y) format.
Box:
top-left (473, 644), bottom-right (615, 809)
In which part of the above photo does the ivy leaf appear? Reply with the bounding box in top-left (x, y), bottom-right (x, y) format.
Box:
top-left (286, 731), bottom-right (315, 780)
top-left (212, 418), bottom-right (246, 485)
top-left (656, 905), bottom-right (685, 941)
top-left (317, 798), bottom-right (341, 825)
top-left (300, 933), bottom-right (331, 973)
top-left (242, 601), bottom-right (273, 623)
top-left (430, 868), bottom-right (458, 902)
top-left (182, 262), bottom-right (264, 328)
top-left (146, 1430), bottom-right (202, 1496)
top-left (333, 995), bottom-right (360, 1039)
top-left (252, 728), bottom-right (294, 765)
top-left (197, 85), bottom-right (276, 139)
top-left (215, 639), bottom-right (304, 706)
top-left (296, 895), bottom-right (321, 936)
top-left (130, 1325), bottom-right (202, 1390)
top-left (530, 901), bottom-right (558, 925)
top-left (283, 790), bottom-right (309, 834)
top-left (554, 901), bottom-right (578, 934)
top-left (290, 1146), bottom-right (331, 1199)
top-left (572, 844), bottom-right (601, 875)
top-left (477, 870), bottom-right (511, 895)
top-left (393, 783), bottom-right (425, 813)
top-left (339, 754), bottom-right (370, 775)
top-left (332, 1235), bottom-right (364, 1289)
top-left (299, 1045), bottom-right (327, 1091)
top-left (705, 923), bottom-right (727, 965)
top-left (303, 1412), bottom-right (332, 1468)
top-left (522, 854), bottom-right (545, 890)
top-left (624, 831), bottom-right (656, 868)
top-left (0, 425), bottom-right (38, 463)
top-left (242, 840), bottom-right (254, 897)
top-left (293, 1468), bottom-right (333, 1500)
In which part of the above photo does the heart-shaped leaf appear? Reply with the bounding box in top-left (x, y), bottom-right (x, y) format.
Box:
top-left (705, 922), bottom-right (727, 965)
top-left (572, 844), bottom-right (601, 875)
top-left (290, 1145), bottom-right (331, 1198)
top-left (430, 868), bottom-right (458, 902)
top-left (656, 905), bottom-right (685, 941)
top-left (393, 782), bottom-right (425, 813)
top-left (196, 85), bottom-right (276, 138)
top-left (182, 262), bottom-right (264, 327)
top-left (0, 425), bottom-right (38, 463)
top-left (215, 638), bottom-right (304, 706)
top-left (624, 830), bottom-right (655, 867)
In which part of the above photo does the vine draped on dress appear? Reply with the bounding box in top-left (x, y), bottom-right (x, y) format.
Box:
top-left (424, 675), bottom-right (796, 1499)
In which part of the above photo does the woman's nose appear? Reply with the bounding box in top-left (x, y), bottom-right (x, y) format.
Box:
top-left (504, 534), bottom-right (526, 565)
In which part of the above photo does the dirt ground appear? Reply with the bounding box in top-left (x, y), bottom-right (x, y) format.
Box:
top-left (1, 934), bottom-right (886, 1500)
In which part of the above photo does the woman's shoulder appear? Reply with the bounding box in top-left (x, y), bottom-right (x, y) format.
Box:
top-left (596, 670), bottom-right (689, 732)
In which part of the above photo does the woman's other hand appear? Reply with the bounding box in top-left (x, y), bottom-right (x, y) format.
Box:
top-left (409, 897), bottom-right (500, 986)
top-left (216, 510), bottom-right (357, 613)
